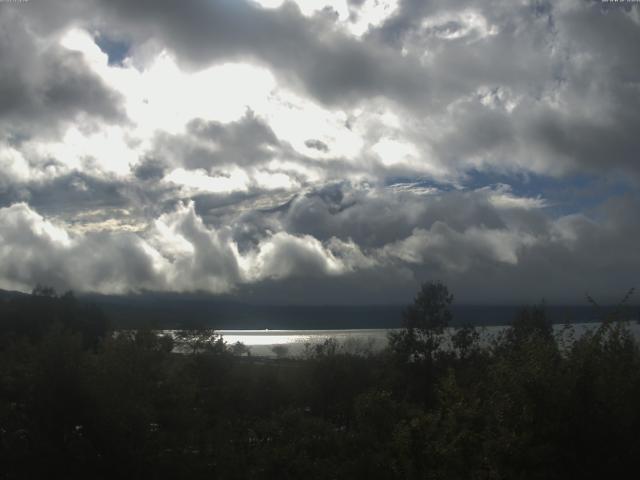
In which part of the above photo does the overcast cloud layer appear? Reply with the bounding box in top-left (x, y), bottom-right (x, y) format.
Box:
top-left (0, 0), bottom-right (638, 304)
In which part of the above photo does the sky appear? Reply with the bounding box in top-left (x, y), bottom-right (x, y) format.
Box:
top-left (0, 0), bottom-right (639, 305)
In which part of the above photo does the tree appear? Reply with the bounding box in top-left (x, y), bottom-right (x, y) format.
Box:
top-left (388, 282), bottom-right (454, 406)
top-left (175, 328), bottom-right (225, 355)
top-left (230, 341), bottom-right (250, 357)
top-left (271, 344), bottom-right (289, 359)
top-left (505, 303), bottom-right (553, 346)
top-left (587, 287), bottom-right (636, 324)
top-left (31, 284), bottom-right (56, 297)
top-left (389, 281), bottom-right (454, 363)
top-left (451, 324), bottom-right (480, 360)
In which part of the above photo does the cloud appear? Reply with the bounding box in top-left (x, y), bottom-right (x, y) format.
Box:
top-left (0, 203), bottom-right (159, 293)
top-left (240, 232), bottom-right (344, 281)
top-left (0, 201), bottom-right (373, 296)
top-left (279, 183), bottom-right (507, 248)
top-left (382, 222), bottom-right (536, 271)
top-left (1, 0), bottom-right (639, 305)
top-left (372, 0), bottom-right (640, 179)
top-left (10, 1), bottom-right (639, 185)
top-left (148, 112), bottom-right (281, 173)
top-left (7, 0), bottom-right (640, 181)
top-left (305, 139), bottom-right (330, 153)
top-left (1, 186), bottom-right (638, 304)
top-left (0, 9), bottom-right (126, 141)
top-left (88, 0), bottom-right (429, 110)
top-left (145, 202), bottom-right (241, 292)
top-left (0, 202), bottom-right (242, 294)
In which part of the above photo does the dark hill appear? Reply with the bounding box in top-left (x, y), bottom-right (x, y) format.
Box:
top-left (2, 290), bottom-right (637, 330)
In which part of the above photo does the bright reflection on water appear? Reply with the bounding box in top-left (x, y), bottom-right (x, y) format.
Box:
top-left (217, 329), bottom-right (392, 357)
top-left (165, 322), bottom-right (640, 358)
top-left (219, 329), bottom-right (391, 345)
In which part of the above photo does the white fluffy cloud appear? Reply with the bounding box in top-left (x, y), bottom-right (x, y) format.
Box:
top-left (1, 187), bottom-right (639, 304)
top-left (0, 201), bottom-right (375, 295)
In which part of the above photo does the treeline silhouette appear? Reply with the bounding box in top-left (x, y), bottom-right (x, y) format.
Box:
top-left (1, 283), bottom-right (639, 479)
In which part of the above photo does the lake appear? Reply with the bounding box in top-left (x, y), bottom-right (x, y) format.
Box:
top-left (187, 321), bottom-right (640, 357)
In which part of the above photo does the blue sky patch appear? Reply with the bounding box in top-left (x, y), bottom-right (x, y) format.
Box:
top-left (94, 33), bottom-right (130, 66)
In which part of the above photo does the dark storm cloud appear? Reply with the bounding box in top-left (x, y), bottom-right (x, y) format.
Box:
top-left (424, 199), bottom-right (640, 305)
top-left (363, 0), bottom-right (430, 47)
top-left (76, 0), bottom-right (430, 109)
top-left (0, 8), bottom-right (126, 140)
top-left (232, 188), bottom-right (640, 305)
top-left (133, 158), bottom-right (167, 181)
top-left (23, 173), bottom-right (130, 214)
top-left (144, 112), bottom-right (281, 172)
top-left (145, 111), bottom-right (366, 194)
top-left (0, 170), bottom-right (184, 234)
top-left (245, 190), bottom-right (640, 305)
top-left (185, 112), bottom-right (280, 168)
top-left (278, 183), bottom-right (506, 248)
top-left (304, 139), bottom-right (330, 153)
top-left (377, 0), bottom-right (640, 178)
top-left (233, 265), bottom-right (416, 306)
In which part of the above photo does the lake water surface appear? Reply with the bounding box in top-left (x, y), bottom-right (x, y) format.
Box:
top-left (207, 322), bottom-right (640, 357)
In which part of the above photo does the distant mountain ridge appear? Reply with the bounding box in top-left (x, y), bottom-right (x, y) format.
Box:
top-left (0, 289), bottom-right (28, 300)
top-left (2, 289), bottom-right (637, 330)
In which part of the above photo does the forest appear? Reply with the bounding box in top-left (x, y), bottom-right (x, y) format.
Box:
top-left (1, 283), bottom-right (639, 479)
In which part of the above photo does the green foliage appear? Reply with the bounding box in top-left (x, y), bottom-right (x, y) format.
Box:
top-left (271, 344), bottom-right (289, 359)
top-left (506, 304), bottom-right (553, 345)
top-left (230, 341), bottom-right (250, 357)
top-left (404, 281), bottom-right (454, 333)
top-left (2, 284), bottom-right (640, 479)
top-left (451, 324), bottom-right (480, 360)
top-left (175, 327), bottom-right (226, 355)
top-left (0, 287), bottom-right (109, 348)
top-left (389, 281), bottom-right (453, 363)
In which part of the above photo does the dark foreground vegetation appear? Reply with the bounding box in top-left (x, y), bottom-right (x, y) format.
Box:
top-left (1, 284), bottom-right (639, 479)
